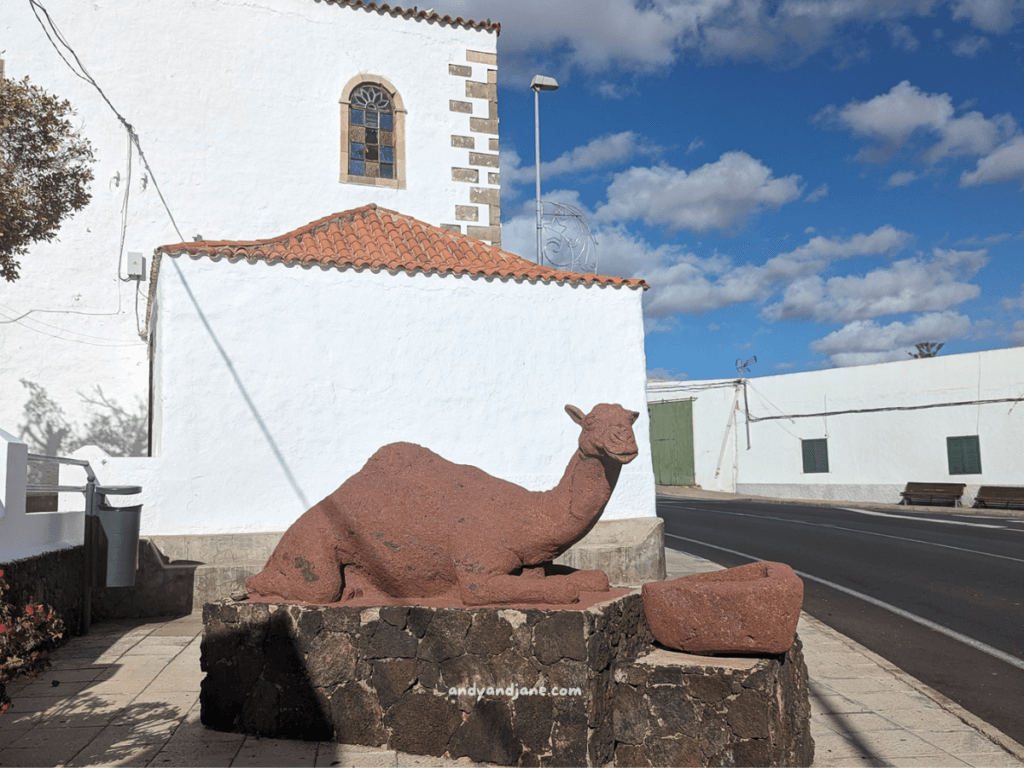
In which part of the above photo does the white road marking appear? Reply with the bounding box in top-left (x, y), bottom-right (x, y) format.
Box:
top-left (664, 534), bottom-right (1024, 674)
top-left (659, 502), bottom-right (1024, 564)
top-left (838, 507), bottom-right (1005, 529)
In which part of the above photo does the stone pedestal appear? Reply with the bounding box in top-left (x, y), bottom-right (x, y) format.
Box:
top-left (613, 642), bottom-right (814, 766)
top-left (200, 593), bottom-right (813, 766)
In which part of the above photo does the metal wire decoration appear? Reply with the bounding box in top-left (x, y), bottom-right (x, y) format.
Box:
top-left (540, 200), bottom-right (599, 273)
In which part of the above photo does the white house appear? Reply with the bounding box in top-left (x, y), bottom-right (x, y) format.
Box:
top-left (1, 0), bottom-right (501, 448)
top-left (87, 204), bottom-right (655, 537)
top-left (648, 347), bottom-right (1024, 505)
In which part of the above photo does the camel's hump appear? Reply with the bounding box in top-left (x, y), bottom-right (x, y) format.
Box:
top-left (355, 441), bottom-right (522, 495)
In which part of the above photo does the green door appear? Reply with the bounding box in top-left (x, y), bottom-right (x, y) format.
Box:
top-left (649, 400), bottom-right (695, 486)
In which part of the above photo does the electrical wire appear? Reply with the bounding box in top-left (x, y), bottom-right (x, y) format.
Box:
top-left (15, 0), bottom-right (187, 346)
top-left (746, 395), bottom-right (1024, 423)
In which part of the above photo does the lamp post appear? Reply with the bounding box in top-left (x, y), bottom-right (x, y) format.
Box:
top-left (531, 74), bottom-right (558, 266)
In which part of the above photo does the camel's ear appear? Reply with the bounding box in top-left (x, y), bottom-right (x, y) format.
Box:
top-left (629, 410), bottom-right (639, 424)
top-left (565, 405), bottom-right (586, 425)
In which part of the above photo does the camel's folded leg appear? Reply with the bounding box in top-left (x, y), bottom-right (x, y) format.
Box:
top-left (457, 571), bottom-right (581, 606)
top-left (564, 568), bottom-right (610, 592)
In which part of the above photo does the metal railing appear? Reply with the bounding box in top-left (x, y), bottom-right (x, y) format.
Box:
top-left (26, 452), bottom-right (97, 497)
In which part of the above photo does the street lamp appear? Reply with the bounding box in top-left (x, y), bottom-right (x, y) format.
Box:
top-left (531, 74), bottom-right (559, 266)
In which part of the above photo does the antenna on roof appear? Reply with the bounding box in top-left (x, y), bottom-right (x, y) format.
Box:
top-left (736, 356), bottom-right (756, 377)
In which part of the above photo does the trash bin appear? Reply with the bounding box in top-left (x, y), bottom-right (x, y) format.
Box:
top-left (91, 485), bottom-right (143, 588)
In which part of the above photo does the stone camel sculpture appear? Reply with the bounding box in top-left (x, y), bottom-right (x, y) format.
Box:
top-left (246, 403), bottom-right (639, 606)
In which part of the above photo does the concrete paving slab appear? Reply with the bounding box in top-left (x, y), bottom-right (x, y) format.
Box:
top-left (958, 753), bottom-right (1024, 767)
top-left (15, 679), bottom-right (92, 698)
top-left (919, 728), bottom-right (1024, 755)
top-left (0, 724), bottom-right (106, 759)
top-left (819, 712), bottom-right (906, 734)
top-left (0, 723), bottom-right (33, 750)
top-left (147, 742), bottom-right (242, 768)
top-left (46, 693), bottom-right (137, 728)
top-left (312, 743), bottom-right (399, 767)
top-left (231, 736), bottom-right (318, 767)
top-left (66, 725), bottom-right (168, 767)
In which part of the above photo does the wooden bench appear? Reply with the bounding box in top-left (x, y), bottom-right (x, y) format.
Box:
top-left (973, 486), bottom-right (1024, 510)
top-left (899, 482), bottom-right (966, 507)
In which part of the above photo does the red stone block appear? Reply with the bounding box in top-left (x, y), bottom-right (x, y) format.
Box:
top-left (641, 561), bottom-right (804, 654)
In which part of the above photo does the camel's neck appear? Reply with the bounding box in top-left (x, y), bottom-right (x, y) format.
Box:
top-left (531, 449), bottom-right (621, 559)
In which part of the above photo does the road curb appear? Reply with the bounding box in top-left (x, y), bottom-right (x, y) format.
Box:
top-left (656, 486), bottom-right (1024, 519)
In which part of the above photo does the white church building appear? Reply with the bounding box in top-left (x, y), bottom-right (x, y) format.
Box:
top-left (1, 0), bottom-right (503, 450)
top-left (1, 1), bottom-right (663, 600)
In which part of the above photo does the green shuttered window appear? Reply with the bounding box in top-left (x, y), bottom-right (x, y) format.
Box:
top-left (947, 435), bottom-right (982, 475)
top-left (801, 438), bottom-right (829, 474)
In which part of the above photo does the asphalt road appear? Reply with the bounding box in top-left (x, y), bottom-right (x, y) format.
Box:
top-left (657, 497), bottom-right (1024, 745)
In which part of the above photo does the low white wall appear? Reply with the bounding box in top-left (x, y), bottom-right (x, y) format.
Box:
top-left (649, 347), bottom-right (1024, 504)
top-left (0, 429), bottom-right (84, 564)
top-left (95, 256), bottom-right (655, 535)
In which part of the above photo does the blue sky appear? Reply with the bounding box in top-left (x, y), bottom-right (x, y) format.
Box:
top-left (437, 0), bottom-right (1024, 381)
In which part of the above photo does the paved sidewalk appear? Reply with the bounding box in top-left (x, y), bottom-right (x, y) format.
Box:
top-left (0, 550), bottom-right (1020, 767)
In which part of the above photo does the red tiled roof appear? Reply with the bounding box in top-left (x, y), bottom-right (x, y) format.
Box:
top-left (329, 1), bottom-right (499, 33)
top-left (156, 205), bottom-right (647, 289)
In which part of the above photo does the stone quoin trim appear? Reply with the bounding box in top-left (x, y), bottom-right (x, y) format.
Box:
top-left (449, 50), bottom-right (500, 247)
top-left (339, 74), bottom-right (407, 189)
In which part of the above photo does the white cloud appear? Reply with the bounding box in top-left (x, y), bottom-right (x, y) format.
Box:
top-left (708, 323), bottom-right (722, 331)
top-left (924, 110), bottom-right (1015, 162)
top-left (952, 34), bottom-right (992, 56)
top-left (888, 22), bottom-right (920, 50)
top-left (1011, 320), bottom-right (1024, 345)
top-left (818, 81), bottom-right (1020, 171)
top-left (596, 151), bottom-right (803, 234)
top-left (950, 0), bottom-right (1024, 33)
top-left (956, 232), bottom-right (1011, 245)
top-left (501, 132), bottom-right (661, 187)
top-left (432, 0), bottom-right (1021, 75)
top-left (805, 183), bottom-right (829, 201)
top-left (687, 137), bottom-right (705, 154)
top-left (810, 311), bottom-right (973, 366)
top-left (762, 248), bottom-right (988, 322)
top-left (647, 367), bottom-right (689, 380)
top-left (817, 81), bottom-right (954, 161)
top-left (640, 225), bottom-right (910, 318)
top-left (960, 134), bottom-right (1024, 186)
top-left (1000, 284), bottom-right (1024, 310)
top-left (886, 170), bottom-right (919, 186)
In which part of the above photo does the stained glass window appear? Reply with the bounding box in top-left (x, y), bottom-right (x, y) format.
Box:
top-left (349, 85), bottom-right (395, 180)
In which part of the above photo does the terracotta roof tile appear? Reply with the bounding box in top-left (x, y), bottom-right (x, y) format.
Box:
top-left (328, 0), bottom-right (499, 34)
top-left (157, 205), bottom-right (647, 290)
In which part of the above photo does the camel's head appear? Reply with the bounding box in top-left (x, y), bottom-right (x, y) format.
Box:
top-left (566, 403), bottom-right (640, 464)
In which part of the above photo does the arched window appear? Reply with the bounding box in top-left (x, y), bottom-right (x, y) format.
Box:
top-left (340, 75), bottom-right (406, 189)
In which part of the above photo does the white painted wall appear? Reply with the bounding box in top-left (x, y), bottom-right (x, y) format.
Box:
top-left (648, 347), bottom-right (1024, 504)
top-left (0, 0), bottom-right (497, 450)
top-left (88, 255), bottom-right (655, 535)
top-left (0, 429), bottom-right (84, 564)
